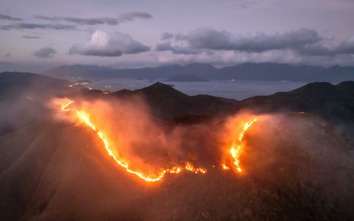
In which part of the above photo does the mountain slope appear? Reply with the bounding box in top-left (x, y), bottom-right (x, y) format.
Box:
top-left (0, 72), bottom-right (70, 100)
top-left (241, 81), bottom-right (354, 134)
top-left (0, 114), bottom-right (353, 220)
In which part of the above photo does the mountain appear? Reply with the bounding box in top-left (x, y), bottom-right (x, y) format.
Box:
top-left (107, 82), bottom-right (238, 121)
top-left (44, 63), bottom-right (218, 80)
top-left (44, 63), bottom-right (354, 83)
top-left (240, 81), bottom-right (354, 135)
top-left (0, 110), bottom-right (353, 220)
top-left (1, 73), bottom-right (354, 220)
top-left (0, 71), bottom-right (70, 100)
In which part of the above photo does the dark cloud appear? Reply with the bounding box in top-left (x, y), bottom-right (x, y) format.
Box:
top-left (0, 23), bottom-right (75, 30)
top-left (187, 28), bottom-right (320, 52)
top-left (119, 12), bottom-right (152, 21)
top-left (33, 47), bottom-right (57, 58)
top-left (156, 42), bottom-right (201, 54)
top-left (158, 28), bottom-right (322, 54)
top-left (161, 32), bottom-right (174, 40)
top-left (69, 30), bottom-right (150, 57)
top-left (0, 13), bottom-right (22, 21)
top-left (337, 37), bottom-right (354, 54)
top-left (34, 12), bottom-right (152, 26)
top-left (22, 35), bottom-right (41, 39)
top-left (6, 52), bottom-right (10, 57)
top-left (299, 36), bottom-right (354, 56)
top-left (156, 42), bottom-right (174, 51)
top-left (34, 15), bottom-right (118, 25)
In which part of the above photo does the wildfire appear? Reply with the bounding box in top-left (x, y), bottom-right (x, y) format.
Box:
top-left (185, 162), bottom-right (207, 174)
top-left (222, 119), bottom-right (257, 173)
top-left (60, 100), bottom-right (208, 182)
top-left (59, 99), bottom-right (257, 182)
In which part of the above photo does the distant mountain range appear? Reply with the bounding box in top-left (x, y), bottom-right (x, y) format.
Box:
top-left (44, 63), bottom-right (354, 83)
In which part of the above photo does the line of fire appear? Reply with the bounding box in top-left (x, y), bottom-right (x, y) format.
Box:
top-left (58, 98), bottom-right (257, 183)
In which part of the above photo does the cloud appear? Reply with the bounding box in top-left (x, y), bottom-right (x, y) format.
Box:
top-left (0, 13), bottom-right (21, 21)
top-left (119, 12), bottom-right (152, 21)
top-left (162, 28), bottom-right (322, 54)
top-left (34, 15), bottom-right (119, 25)
top-left (299, 35), bottom-right (354, 56)
top-left (69, 30), bottom-right (150, 57)
top-left (337, 36), bottom-right (354, 54)
top-left (34, 12), bottom-right (152, 26)
top-left (33, 47), bottom-right (57, 58)
top-left (6, 52), bottom-right (10, 57)
top-left (155, 49), bottom-right (302, 67)
top-left (159, 28), bottom-right (354, 60)
top-left (0, 23), bottom-right (75, 30)
top-left (22, 35), bottom-right (41, 39)
top-left (161, 32), bottom-right (174, 40)
top-left (156, 42), bottom-right (202, 54)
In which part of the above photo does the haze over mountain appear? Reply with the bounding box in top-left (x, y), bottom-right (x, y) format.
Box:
top-left (44, 63), bottom-right (354, 83)
top-left (0, 72), bottom-right (74, 135)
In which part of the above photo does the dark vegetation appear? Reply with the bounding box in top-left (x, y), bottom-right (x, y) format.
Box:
top-left (0, 71), bottom-right (353, 220)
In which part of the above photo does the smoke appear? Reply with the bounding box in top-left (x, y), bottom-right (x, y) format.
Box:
top-left (0, 74), bottom-right (69, 135)
top-left (50, 95), bottom-right (222, 177)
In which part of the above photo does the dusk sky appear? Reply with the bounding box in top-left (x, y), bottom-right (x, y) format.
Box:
top-left (1, 0), bottom-right (354, 72)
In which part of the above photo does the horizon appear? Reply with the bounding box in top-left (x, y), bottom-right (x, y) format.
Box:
top-left (1, 61), bottom-right (353, 75)
top-left (1, 0), bottom-right (354, 73)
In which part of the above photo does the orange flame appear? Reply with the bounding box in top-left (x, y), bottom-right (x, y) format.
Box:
top-left (60, 100), bottom-right (208, 182)
top-left (223, 118), bottom-right (257, 173)
top-left (185, 162), bottom-right (207, 174)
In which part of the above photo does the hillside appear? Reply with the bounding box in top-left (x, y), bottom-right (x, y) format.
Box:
top-left (0, 72), bottom-right (70, 100)
top-left (0, 113), bottom-right (353, 221)
top-left (0, 72), bottom-right (354, 220)
top-left (241, 81), bottom-right (354, 135)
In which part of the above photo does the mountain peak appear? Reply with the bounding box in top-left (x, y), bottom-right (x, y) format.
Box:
top-left (138, 82), bottom-right (186, 96)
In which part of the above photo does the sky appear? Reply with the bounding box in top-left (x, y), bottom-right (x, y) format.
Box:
top-left (1, 0), bottom-right (354, 72)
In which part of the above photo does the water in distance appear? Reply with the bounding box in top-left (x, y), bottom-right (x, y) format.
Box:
top-left (84, 78), bottom-right (307, 100)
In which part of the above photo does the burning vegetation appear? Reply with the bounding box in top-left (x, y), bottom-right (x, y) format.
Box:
top-left (53, 97), bottom-right (258, 183)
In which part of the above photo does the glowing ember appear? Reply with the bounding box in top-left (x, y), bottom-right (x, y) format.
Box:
top-left (223, 119), bottom-right (257, 173)
top-left (60, 100), bottom-right (208, 182)
top-left (185, 162), bottom-right (207, 174)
